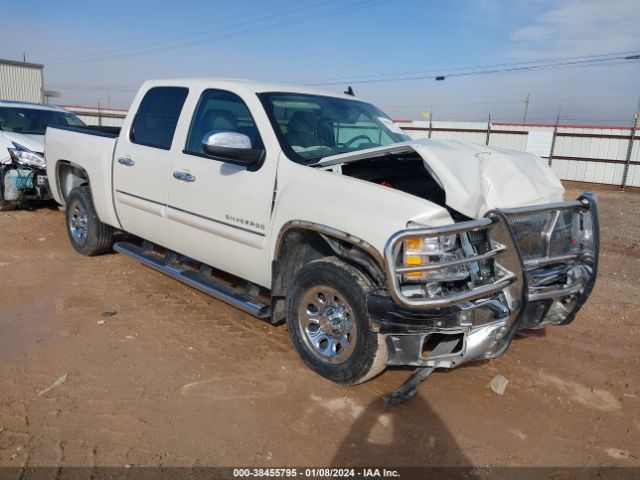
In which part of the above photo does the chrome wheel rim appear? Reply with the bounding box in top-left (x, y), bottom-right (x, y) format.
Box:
top-left (69, 201), bottom-right (88, 244)
top-left (298, 285), bottom-right (357, 364)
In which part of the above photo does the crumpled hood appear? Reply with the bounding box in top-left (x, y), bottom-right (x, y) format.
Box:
top-left (319, 138), bottom-right (565, 219)
top-left (0, 131), bottom-right (45, 153)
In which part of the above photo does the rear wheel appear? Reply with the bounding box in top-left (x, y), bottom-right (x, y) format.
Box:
top-left (65, 186), bottom-right (113, 256)
top-left (285, 257), bottom-right (387, 385)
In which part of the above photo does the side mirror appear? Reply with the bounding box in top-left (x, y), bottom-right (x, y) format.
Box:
top-left (202, 131), bottom-right (264, 166)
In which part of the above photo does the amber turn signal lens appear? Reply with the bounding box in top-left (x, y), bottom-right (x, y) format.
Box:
top-left (405, 238), bottom-right (422, 251)
top-left (404, 255), bottom-right (424, 278)
top-left (405, 255), bottom-right (423, 266)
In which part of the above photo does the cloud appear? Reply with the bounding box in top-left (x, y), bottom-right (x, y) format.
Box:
top-left (509, 0), bottom-right (640, 58)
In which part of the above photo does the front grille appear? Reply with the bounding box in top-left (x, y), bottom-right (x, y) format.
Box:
top-left (467, 229), bottom-right (495, 283)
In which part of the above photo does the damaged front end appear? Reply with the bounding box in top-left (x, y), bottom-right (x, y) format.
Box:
top-left (1, 143), bottom-right (51, 207)
top-left (371, 193), bottom-right (599, 372)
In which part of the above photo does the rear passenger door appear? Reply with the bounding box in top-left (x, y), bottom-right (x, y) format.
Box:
top-left (167, 89), bottom-right (278, 287)
top-left (113, 86), bottom-right (188, 245)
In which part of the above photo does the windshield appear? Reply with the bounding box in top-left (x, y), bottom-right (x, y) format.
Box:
top-left (0, 107), bottom-right (85, 135)
top-left (259, 92), bottom-right (410, 163)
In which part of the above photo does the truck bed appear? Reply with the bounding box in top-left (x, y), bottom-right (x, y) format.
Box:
top-left (45, 124), bottom-right (120, 228)
top-left (49, 124), bottom-right (121, 138)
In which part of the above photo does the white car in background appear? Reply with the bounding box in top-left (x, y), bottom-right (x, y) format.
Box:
top-left (0, 100), bottom-right (85, 210)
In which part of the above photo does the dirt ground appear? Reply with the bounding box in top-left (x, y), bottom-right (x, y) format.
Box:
top-left (0, 184), bottom-right (639, 469)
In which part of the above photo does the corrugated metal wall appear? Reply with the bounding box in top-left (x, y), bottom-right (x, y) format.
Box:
top-left (625, 139), bottom-right (640, 187)
top-left (65, 105), bottom-right (127, 127)
top-left (0, 60), bottom-right (43, 103)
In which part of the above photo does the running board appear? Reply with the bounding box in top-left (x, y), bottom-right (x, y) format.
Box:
top-left (113, 241), bottom-right (270, 318)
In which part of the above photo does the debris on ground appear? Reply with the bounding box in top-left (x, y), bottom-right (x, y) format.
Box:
top-left (37, 373), bottom-right (69, 397)
top-left (490, 374), bottom-right (509, 395)
top-left (102, 308), bottom-right (118, 317)
top-left (605, 448), bottom-right (636, 460)
top-left (97, 320), bottom-right (105, 325)
top-left (383, 366), bottom-right (434, 406)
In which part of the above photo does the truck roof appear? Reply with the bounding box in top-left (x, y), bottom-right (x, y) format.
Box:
top-left (141, 78), bottom-right (359, 100)
top-left (0, 100), bottom-right (71, 112)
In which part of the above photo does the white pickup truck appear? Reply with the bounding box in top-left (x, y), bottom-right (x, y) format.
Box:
top-left (45, 78), bottom-right (599, 397)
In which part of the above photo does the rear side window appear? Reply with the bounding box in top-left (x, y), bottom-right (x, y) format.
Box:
top-left (130, 87), bottom-right (188, 150)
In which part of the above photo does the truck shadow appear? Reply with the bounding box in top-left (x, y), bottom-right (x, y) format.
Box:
top-left (330, 395), bottom-right (477, 476)
top-left (3, 199), bottom-right (61, 211)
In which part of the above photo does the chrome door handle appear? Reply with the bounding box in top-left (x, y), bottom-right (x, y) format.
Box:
top-left (117, 157), bottom-right (135, 166)
top-left (173, 171), bottom-right (196, 182)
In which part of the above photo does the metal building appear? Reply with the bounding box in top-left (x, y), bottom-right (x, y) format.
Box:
top-left (0, 58), bottom-right (44, 103)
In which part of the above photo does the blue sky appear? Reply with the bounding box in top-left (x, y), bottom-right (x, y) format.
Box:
top-left (3, 0), bottom-right (639, 124)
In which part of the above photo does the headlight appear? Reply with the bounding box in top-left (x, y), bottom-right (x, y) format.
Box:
top-left (508, 208), bottom-right (594, 263)
top-left (8, 142), bottom-right (45, 168)
top-left (402, 234), bottom-right (470, 283)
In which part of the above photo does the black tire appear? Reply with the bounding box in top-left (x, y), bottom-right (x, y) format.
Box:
top-left (65, 186), bottom-right (113, 256)
top-left (285, 257), bottom-right (387, 385)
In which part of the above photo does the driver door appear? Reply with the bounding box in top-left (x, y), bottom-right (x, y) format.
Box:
top-left (167, 89), bottom-right (277, 286)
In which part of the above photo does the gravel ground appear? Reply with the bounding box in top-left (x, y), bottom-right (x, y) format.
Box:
top-left (0, 184), bottom-right (638, 469)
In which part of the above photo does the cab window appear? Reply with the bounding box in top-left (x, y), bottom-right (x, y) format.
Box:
top-left (185, 89), bottom-right (263, 155)
top-left (130, 87), bottom-right (189, 150)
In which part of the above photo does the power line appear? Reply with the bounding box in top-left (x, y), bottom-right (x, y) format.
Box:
top-left (29, 0), bottom-right (302, 56)
top-left (444, 57), bottom-right (636, 79)
top-left (48, 0), bottom-right (390, 65)
top-left (295, 49), bottom-right (640, 84)
top-left (301, 50), bottom-right (640, 86)
top-left (309, 57), bottom-right (638, 85)
top-left (46, 0), bottom-right (341, 62)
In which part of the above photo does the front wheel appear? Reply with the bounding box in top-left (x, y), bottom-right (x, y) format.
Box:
top-left (285, 257), bottom-right (387, 385)
top-left (65, 186), bottom-right (113, 256)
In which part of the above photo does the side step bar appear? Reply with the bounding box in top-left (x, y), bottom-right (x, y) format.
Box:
top-left (113, 241), bottom-right (270, 318)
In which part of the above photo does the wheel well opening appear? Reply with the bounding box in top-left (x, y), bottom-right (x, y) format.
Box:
top-left (57, 162), bottom-right (89, 203)
top-left (270, 228), bottom-right (385, 324)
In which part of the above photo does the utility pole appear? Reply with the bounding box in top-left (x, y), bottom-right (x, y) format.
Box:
top-left (522, 93), bottom-right (530, 125)
top-left (485, 113), bottom-right (491, 145)
top-left (548, 107), bottom-right (561, 167)
top-left (621, 97), bottom-right (640, 190)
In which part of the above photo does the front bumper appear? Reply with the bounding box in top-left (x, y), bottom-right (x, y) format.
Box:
top-left (1, 165), bottom-right (51, 203)
top-left (371, 193), bottom-right (599, 368)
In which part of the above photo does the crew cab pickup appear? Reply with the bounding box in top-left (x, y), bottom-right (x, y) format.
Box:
top-left (45, 79), bottom-right (599, 391)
